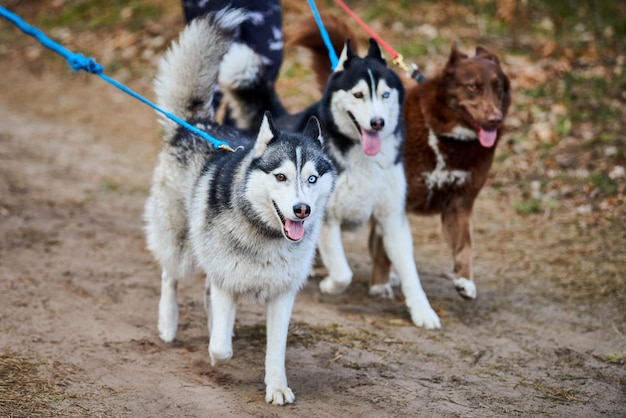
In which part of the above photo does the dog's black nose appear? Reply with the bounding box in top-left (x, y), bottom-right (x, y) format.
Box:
top-left (293, 203), bottom-right (311, 219)
top-left (370, 117), bottom-right (385, 131)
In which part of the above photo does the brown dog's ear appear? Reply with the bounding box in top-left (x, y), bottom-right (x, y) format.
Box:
top-left (475, 45), bottom-right (500, 64)
top-left (446, 42), bottom-right (468, 66)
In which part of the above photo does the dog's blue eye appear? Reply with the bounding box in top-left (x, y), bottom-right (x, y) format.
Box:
top-left (382, 92), bottom-right (390, 99)
top-left (308, 175), bottom-right (318, 184)
top-left (275, 173), bottom-right (286, 182)
top-left (353, 92), bottom-right (364, 99)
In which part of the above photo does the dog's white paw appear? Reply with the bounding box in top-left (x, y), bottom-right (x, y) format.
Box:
top-left (158, 301), bottom-right (178, 343)
top-left (454, 277), bottom-right (477, 299)
top-left (319, 275), bottom-right (351, 295)
top-left (409, 305), bottom-right (441, 329)
top-left (218, 43), bottom-right (262, 89)
top-left (265, 385), bottom-right (295, 406)
top-left (158, 321), bottom-right (177, 343)
top-left (369, 283), bottom-right (394, 299)
top-left (209, 343), bottom-right (233, 366)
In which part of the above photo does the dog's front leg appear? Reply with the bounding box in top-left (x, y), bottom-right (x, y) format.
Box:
top-left (264, 291), bottom-right (296, 405)
top-left (441, 199), bottom-right (476, 299)
top-left (379, 211), bottom-right (441, 329)
top-left (208, 285), bottom-right (237, 365)
top-left (158, 269), bottom-right (179, 342)
top-left (318, 219), bottom-right (353, 294)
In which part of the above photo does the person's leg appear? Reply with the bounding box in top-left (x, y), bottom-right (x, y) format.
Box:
top-left (237, 0), bottom-right (283, 83)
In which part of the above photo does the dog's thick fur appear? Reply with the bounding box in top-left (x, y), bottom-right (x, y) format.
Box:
top-left (219, 23), bottom-right (440, 329)
top-left (144, 10), bottom-right (336, 405)
top-left (292, 15), bottom-right (511, 300)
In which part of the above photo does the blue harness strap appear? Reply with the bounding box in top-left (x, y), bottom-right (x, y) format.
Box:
top-left (0, 6), bottom-right (235, 152)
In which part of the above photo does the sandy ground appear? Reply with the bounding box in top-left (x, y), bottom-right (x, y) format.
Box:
top-left (1, 49), bottom-right (625, 417)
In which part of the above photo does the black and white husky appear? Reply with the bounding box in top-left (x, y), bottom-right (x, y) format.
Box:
top-left (219, 32), bottom-right (440, 329)
top-left (144, 10), bottom-right (336, 405)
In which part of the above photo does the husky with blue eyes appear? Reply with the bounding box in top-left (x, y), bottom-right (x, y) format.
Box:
top-left (144, 10), bottom-right (336, 405)
top-left (219, 29), bottom-right (440, 330)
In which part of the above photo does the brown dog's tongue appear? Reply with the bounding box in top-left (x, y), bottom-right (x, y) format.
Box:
top-left (360, 129), bottom-right (381, 156)
top-left (284, 219), bottom-right (304, 241)
top-left (479, 129), bottom-right (497, 148)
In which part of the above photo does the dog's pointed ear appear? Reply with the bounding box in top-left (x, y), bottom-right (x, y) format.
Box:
top-left (254, 111), bottom-right (276, 157)
top-left (446, 42), bottom-right (468, 67)
top-left (334, 38), bottom-right (355, 72)
top-left (475, 45), bottom-right (500, 64)
top-left (367, 38), bottom-right (385, 64)
top-left (303, 116), bottom-right (324, 147)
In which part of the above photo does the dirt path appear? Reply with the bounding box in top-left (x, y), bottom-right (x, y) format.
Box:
top-left (1, 53), bottom-right (625, 417)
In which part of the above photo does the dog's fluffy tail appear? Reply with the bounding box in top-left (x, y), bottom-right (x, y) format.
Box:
top-left (218, 41), bottom-right (290, 133)
top-left (288, 13), bottom-right (357, 91)
top-left (154, 8), bottom-right (247, 138)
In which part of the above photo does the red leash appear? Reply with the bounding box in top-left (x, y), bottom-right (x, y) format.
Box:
top-left (333, 0), bottom-right (425, 83)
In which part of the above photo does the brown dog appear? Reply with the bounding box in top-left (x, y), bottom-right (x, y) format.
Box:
top-left (291, 16), bottom-right (511, 300)
top-left (369, 44), bottom-right (511, 299)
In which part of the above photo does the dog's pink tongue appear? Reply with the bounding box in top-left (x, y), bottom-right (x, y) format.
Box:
top-left (285, 219), bottom-right (305, 241)
top-left (478, 129), bottom-right (497, 148)
top-left (360, 129), bottom-right (381, 156)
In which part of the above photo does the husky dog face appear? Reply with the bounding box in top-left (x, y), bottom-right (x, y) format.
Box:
top-left (245, 113), bottom-right (336, 242)
top-left (441, 43), bottom-right (511, 148)
top-left (326, 39), bottom-right (404, 156)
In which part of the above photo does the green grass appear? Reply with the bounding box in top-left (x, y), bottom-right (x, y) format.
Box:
top-left (101, 180), bottom-right (120, 193)
top-left (604, 351), bottom-right (626, 365)
top-left (589, 173), bottom-right (619, 197)
top-left (514, 198), bottom-right (542, 215)
top-left (38, 0), bottom-right (162, 32)
top-left (556, 115), bottom-right (572, 137)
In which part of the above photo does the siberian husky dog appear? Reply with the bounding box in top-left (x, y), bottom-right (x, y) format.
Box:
top-left (219, 30), bottom-right (440, 329)
top-left (144, 10), bottom-right (336, 405)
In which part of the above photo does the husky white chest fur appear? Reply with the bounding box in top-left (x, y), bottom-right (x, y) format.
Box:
top-left (325, 132), bottom-right (404, 229)
top-left (144, 10), bottom-right (336, 406)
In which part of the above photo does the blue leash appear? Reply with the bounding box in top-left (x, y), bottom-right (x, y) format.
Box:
top-left (307, 0), bottom-right (426, 84)
top-left (306, 0), bottom-right (339, 70)
top-left (0, 6), bottom-right (236, 152)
